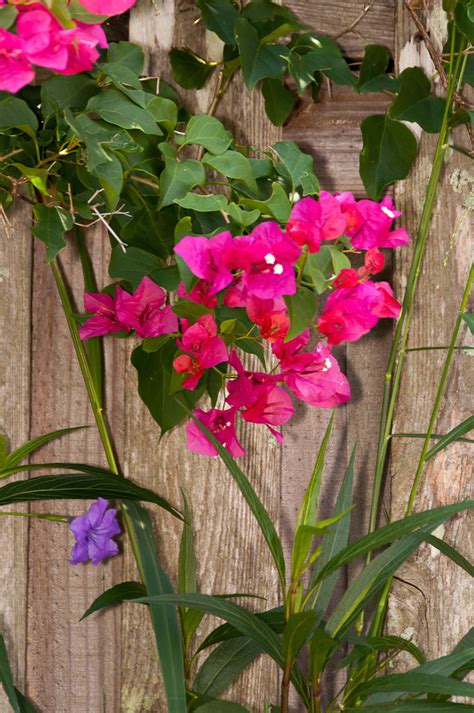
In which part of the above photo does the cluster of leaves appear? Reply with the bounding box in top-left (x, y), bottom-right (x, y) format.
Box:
top-left (1, 424), bottom-right (472, 713)
top-left (170, 0), bottom-right (474, 199)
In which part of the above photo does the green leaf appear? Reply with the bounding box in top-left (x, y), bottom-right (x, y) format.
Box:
top-left (3, 426), bottom-right (87, 470)
top-left (203, 151), bottom-right (257, 192)
top-left (147, 96), bottom-right (178, 132)
top-left (235, 17), bottom-right (289, 90)
top-left (41, 74), bottom-right (98, 117)
top-left (282, 611), bottom-right (317, 662)
top-left (0, 632), bottom-right (21, 713)
top-left (172, 301), bottom-right (212, 320)
top-left (158, 158), bottom-right (206, 209)
top-left (423, 534), bottom-right (474, 576)
top-left (284, 286), bottom-right (316, 341)
top-left (32, 205), bottom-right (73, 261)
top-left (340, 634), bottom-right (425, 669)
top-left (358, 44), bottom-right (399, 93)
top-left (310, 450), bottom-right (355, 623)
top-left (183, 115), bottom-right (233, 155)
top-left (87, 89), bottom-right (162, 135)
top-left (195, 702), bottom-right (249, 713)
top-left (178, 492), bottom-right (197, 595)
top-left (193, 637), bottom-right (262, 697)
top-left (462, 312), bottom-right (474, 333)
top-left (175, 193), bottom-right (228, 212)
top-left (64, 111), bottom-right (138, 173)
top-left (389, 67), bottom-right (446, 133)
top-left (261, 78), bottom-right (295, 126)
top-left (132, 593), bottom-right (309, 705)
top-left (325, 535), bottom-right (428, 637)
top-left (81, 581), bottom-right (147, 620)
top-left (455, 2), bottom-right (474, 43)
top-left (426, 415), bottom-right (474, 460)
top-left (76, 234), bottom-right (103, 404)
top-left (131, 343), bottom-right (203, 434)
top-left (359, 114), bottom-right (417, 200)
top-left (0, 434), bottom-right (7, 470)
top-left (353, 670), bottom-right (474, 699)
top-left (191, 416), bottom-right (286, 589)
top-left (272, 140), bottom-right (319, 195)
top-left (196, 0), bottom-right (240, 45)
top-left (313, 501), bottom-right (474, 586)
top-left (0, 5), bottom-right (18, 29)
top-left (106, 42), bottom-right (145, 74)
top-left (327, 245), bottom-right (351, 275)
top-left (240, 182), bottom-right (292, 221)
top-left (359, 704), bottom-right (474, 713)
top-left (122, 502), bottom-right (187, 713)
top-left (169, 48), bottom-right (216, 90)
top-left (226, 203), bottom-right (260, 228)
top-left (291, 33), bottom-right (356, 87)
top-left (109, 246), bottom-right (162, 290)
top-left (0, 472), bottom-right (182, 520)
top-left (0, 95), bottom-right (38, 138)
top-left (98, 151), bottom-right (124, 208)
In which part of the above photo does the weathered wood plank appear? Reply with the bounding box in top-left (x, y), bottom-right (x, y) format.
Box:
top-left (25, 233), bottom-right (123, 712)
top-left (0, 202), bottom-right (31, 710)
top-left (387, 2), bottom-right (473, 666)
top-left (126, 2), bottom-right (281, 709)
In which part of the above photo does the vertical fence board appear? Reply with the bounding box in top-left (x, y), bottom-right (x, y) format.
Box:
top-left (25, 233), bottom-right (123, 712)
top-left (387, 2), bottom-right (473, 665)
top-left (0, 203), bottom-right (31, 709)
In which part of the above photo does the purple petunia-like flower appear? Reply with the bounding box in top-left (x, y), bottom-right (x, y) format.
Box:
top-left (69, 498), bottom-right (121, 566)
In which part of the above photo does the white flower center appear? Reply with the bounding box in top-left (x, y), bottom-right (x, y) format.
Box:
top-left (381, 206), bottom-right (396, 219)
top-left (264, 253), bottom-right (276, 265)
top-left (273, 264), bottom-right (284, 275)
top-left (225, 421), bottom-right (232, 428)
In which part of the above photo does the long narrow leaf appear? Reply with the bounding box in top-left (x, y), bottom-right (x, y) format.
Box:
top-left (122, 502), bottom-right (187, 712)
top-left (193, 637), bottom-right (262, 697)
top-left (325, 534), bottom-right (428, 637)
top-left (0, 462), bottom-right (115, 479)
top-left (352, 669), bottom-right (474, 698)
top-left (0, 633), bottom-right (20, 713)
top-left (4, 426), bottom-right (88, 469)
top-left (309, 449), bottom-right (355, 623)
top-left (426, 415), bottom-right (474, 460)
top-left (339, 634), bottom-right (425, 669)
top-left (133, 593), bottom-right (310, 707)
top-left (192, 416), bottom-right (286, 588)
top-left (356, 703), bottom-right (474, 712)
top-left (0, 472), bottom-right (182, 519)
top-left (423, 534), bottom-right (474, 576)
top-left (81, 581), bottom-right (146, 620)
top-left (197, 607), bottom-right (285, 651)
top-left (76, 232), bottom-right (103, 403)
top-left (314, 501), bottom-right (473, 585)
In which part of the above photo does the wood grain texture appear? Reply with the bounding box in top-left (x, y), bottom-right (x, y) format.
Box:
top-left (25, 231), bottom-right (124, 713)
top-left (386, 1), bottom-right (473, 667)
top-left (0, 202), bottom-right (31, 710)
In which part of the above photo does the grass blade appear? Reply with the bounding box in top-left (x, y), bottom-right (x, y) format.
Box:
top-left (4, 426), bottom-right (88, 469)
top-left (81, 581), bottom-right (146, 620)
top-left (123, 502), bottom-right (187, 712)
top-left (193, 637), bottom-right (262, 697)
top-left (426, 415), bottom-right (474, 461)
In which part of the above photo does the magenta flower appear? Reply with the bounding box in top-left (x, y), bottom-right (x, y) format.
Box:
top-left (223, 222), bottom-right (300, 299)
top-left (226, 351), bottom-right (294, 439)
top-left (186, 407), bottom-right (244, 457)
top-left (115, 276), bottom-right (178, 339)
top-left (318, 280), bottom-right (401, 345)
top-left (0, 29), bottom-right (34, 93)
top-left (273, 331), bottom-right (351, 408)
top-left (17, 6), bottom-right (107, 75)
top-left (69, 498), bottom-right (121, 566)
top-left (177, 281), bottom-right (218, 309)
top-left (79, 292), bottom-right (126, 339)
top-left (339, 194), bottom-right (409, 250)
top-left (173, 314), bottom-right (228, 390)
top-left (77, 0), bottom-right (137, 15)
top-left (174, 231), bottom-right (235, 296)
top-left (286, 193), bottom-right (346, 253)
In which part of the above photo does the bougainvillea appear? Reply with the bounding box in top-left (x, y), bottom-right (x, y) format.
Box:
top-left (80, 192), bottom-right (404, 456)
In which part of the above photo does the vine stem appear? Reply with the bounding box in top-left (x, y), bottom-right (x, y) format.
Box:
top-left (50, 257), bottom-right (145, 580)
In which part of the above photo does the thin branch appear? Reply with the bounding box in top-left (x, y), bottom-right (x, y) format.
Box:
top-left (332, 3), bottom-right (372, 41)
top-left (404, 0), bottom-right (448, 87)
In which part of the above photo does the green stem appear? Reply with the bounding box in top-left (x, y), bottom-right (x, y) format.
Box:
top-left (0, 511), bottom-right (68, 522)
top-left (405, 263), bottom-right (473, 514)
top-left (50, 258), bottom-right (145, 580)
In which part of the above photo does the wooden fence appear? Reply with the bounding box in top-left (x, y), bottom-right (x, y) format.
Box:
top-left (0, 1), bottom-right (471, 711)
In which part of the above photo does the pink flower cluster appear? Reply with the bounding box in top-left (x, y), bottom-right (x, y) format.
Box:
top-left (0, 0), bottom-right (136, 93)
top-left (80, 193), bottom-right (407, 457)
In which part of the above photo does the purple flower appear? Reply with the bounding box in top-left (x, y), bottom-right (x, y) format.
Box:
top-left (69, 498), bottom-right (121, 566)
